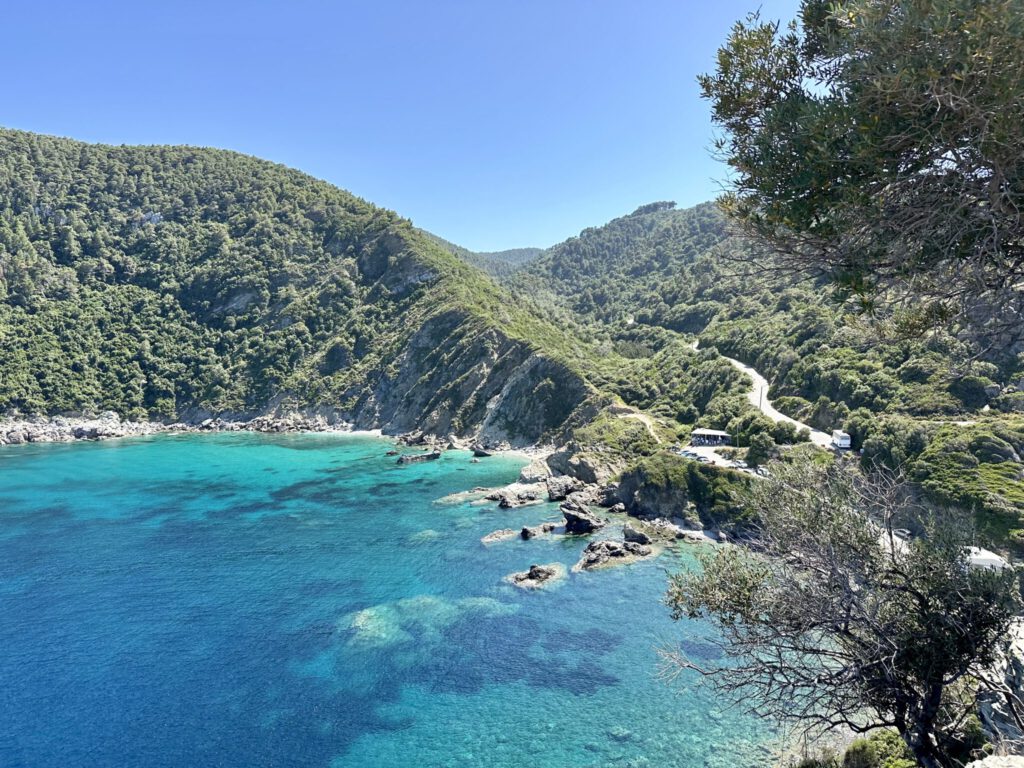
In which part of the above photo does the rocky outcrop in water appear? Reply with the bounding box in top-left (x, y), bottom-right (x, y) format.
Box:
top-left (623, 522), bottom-right (653, 545)
top-left (561, 502), bottom-right (607, 534)
top-left (481, 529), bottom-right (518, 545)
top-left (573, 540), bottom-right (652, 571)
top-left (521, 521), bottom-right (561, 540)
top-left (507, 563), bottom-right (566, 589)
top-left (397, 450), bottom-right (442, 465)
top-left (486, 484), bottom-right (546, 508)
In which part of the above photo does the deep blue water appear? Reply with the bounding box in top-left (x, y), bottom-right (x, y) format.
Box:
top-left (0, 432), bottom-right (774, 767)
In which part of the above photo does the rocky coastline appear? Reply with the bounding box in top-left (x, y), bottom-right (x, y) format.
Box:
top-left (0, 410), bottom-right (368, 446)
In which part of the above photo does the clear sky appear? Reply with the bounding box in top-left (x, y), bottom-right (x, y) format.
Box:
top-left (2, 0), bottom-right (800, 251)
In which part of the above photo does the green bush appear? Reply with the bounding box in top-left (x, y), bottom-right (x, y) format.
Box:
top-left (842, 731), bottom-right (914, 768)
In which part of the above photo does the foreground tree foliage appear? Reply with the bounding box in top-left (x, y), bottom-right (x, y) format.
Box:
top-left (665, 457), bottom-right (1022, 767)
top-left (699, 0), bottom-right (1024, 342)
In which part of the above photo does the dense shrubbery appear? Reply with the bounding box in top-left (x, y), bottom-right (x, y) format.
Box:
top-left (0, 128), bottom-right (597, 428)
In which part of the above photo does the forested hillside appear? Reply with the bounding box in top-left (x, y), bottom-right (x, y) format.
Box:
top-left (0, 128), bottom-right (597, 444)
top-left (0, 129), bottom-right (749, 453)
top-left (505, 202), bottom-right (1024, 548)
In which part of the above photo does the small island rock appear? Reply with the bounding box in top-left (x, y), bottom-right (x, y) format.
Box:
top-left (507, 563), bottom-right (566, 589)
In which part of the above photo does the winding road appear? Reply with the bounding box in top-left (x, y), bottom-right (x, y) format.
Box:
top-left (691, 340), bottom-right (834, 449)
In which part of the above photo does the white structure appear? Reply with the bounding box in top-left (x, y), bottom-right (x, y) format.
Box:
top-left (831, 429), bottom-right (852, 449)
top-left (967, 546), bottom-right (1012, 571)
top-left (691, 428), bottom-right (731, 446)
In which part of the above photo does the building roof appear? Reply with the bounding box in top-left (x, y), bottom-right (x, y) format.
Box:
top-left (691, 428), bottom-right (731, 438)
top-left (966, 546), bottom-right (1011, 571)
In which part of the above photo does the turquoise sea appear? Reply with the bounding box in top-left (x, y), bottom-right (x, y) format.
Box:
top-left (0, 432), bottom-right (774, 767)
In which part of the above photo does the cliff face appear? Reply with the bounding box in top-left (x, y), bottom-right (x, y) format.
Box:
top-left (0, 129), bottom-right (594, 444)
top-left (348, 310), bottom-right (594, 446)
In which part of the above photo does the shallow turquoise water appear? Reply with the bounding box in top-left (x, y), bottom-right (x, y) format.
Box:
top-left (0, 432), bottom-right (774, 767)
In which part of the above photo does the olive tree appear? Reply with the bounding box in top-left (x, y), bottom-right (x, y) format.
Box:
top-left (664, 458), bottom-right (1022, 767)
top-left (699, 0), bottom-right (1024, 343)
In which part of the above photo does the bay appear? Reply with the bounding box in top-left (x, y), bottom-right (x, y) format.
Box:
top-left (0, 432), bottom-right (772, 767)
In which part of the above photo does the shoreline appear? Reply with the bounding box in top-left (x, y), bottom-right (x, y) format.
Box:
top-left (0, 412), bottom-right (548, 459)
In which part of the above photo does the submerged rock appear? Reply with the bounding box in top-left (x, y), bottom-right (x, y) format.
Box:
top-left (481, 528), bottom-right (518, 545)
top-left (573, 540), bottom-right (652, 571)
top-left (507, 563), bottom-right (566, 589)
top-left (397, 450), bottom-right (442, 465)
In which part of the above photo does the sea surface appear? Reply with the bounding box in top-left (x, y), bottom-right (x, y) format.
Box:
top-left (0, 432), bottom-right (774, 767)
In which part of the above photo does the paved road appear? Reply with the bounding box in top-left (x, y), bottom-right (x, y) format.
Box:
top-left (691, 340), bottom-right (834, 449)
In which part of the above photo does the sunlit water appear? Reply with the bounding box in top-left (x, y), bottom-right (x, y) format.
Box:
top-left (0, 432), bottom-right (775, 767)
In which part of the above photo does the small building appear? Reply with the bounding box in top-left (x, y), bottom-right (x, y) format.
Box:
top-left (831, 429), bottom-right (852, 449)
top-left (966, 546), bottom-right (1012, 571)
top-left (691, 428), bottom-right (731, 446)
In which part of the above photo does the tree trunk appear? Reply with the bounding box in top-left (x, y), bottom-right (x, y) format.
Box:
top-left (904, 684), bottom-right (948, 768)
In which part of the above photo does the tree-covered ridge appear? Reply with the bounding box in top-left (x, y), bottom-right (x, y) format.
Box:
top-left (0, 128), bottom-right (595, 443)
top-left (419, 230), bottom-right (543, 278)
top-left (506, 201), bottom-right (1024, 548)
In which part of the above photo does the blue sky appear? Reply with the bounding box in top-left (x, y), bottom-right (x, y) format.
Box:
top-left (2, 0), bottom-right (799, 251)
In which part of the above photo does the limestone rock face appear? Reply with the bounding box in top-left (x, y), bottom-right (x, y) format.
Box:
top-left (518, 457), bottom-right (552, 484)
top-left (350, 311), bottom-right (592, 447)
top-left (617, 462), bottom-right (701, 528)
top-left (965, 758), bottom-right (1024, 767)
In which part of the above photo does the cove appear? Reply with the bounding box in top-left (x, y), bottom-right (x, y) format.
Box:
top-left (0, 432), bottom-right (774, 767)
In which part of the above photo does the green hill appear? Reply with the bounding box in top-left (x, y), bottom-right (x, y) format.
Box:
top-left (0, 128), bottom-right (593, 445)
top-left (506, 201), bottom-right (1024, 548)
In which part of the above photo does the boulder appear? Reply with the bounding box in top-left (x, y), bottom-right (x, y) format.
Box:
top-left (546, 475), bottom-right (584, 501)
top-left (4, 429), bottom-right (26, 445)
top-left (507, 563), bottom-right (566, 589)
top-left (471, 445), bottom-right (493, 458)
top-left (561, 503), bottom-right (607, 534)
top-left (573, 540), bottom-right (652, 571)
top-left (596, 484), bottom-right (621, 507)
top-left (518, 456), bottom-right (552, 484)
top-left (623, 522), bottom-right (652, 545)
top-left (966, 759), bottom-right (1024, 768)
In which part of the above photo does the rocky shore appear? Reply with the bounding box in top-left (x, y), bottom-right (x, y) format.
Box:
top-left (0, 410), bottom-right (363, 446)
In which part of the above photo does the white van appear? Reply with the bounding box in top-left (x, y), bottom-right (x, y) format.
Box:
top-left (831, 430), bottom-right (852, 449)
